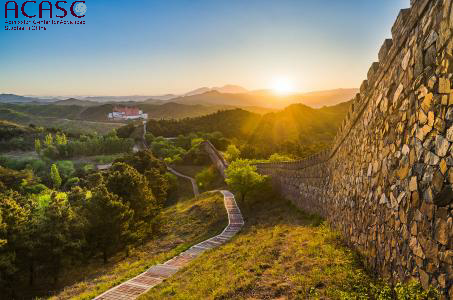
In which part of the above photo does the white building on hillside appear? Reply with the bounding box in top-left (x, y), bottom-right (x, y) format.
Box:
top-left (108, 106), bottom-right (148, 120)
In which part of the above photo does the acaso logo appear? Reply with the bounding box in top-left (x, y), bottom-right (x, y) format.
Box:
top-left (5, 1), bottom-right (87, 18)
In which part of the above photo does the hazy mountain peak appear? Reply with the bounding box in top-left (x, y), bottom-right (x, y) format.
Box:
top-left (214, 84), bottom-right (249, 94)
top-left (184, 85), bottom-right (248, 97)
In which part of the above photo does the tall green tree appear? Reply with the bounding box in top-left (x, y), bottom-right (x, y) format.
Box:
top-left (55, 132), bottom-right (67, 145)
top-left (225, 159), bottom-right (266, 203)
top-left (224, 144), bottom-right (241, 163)
top-left (114, 151), bottom-right (168, 204)
top-left (0, 192), bottom-right (30, 297)
top-left (106, 163), bottom-right (158, 240)
top-left (85, 185), bottom-right (133, 263)
top-left (50, 164), bottom-right (62, 189)
top-left (34, 139), bottom-right (41, 155)
top-left (44, 133), bottom-right (53, 146)
top-left (35, 193), bottom-right (84, 284)
top-left (144, 169), bottom-right (169, 205)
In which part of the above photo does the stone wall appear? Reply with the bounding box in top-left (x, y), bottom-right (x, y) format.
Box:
top-left (201, 141), bottom-right (228, 178)
top-left (255, 0), bottom-right (453, 297)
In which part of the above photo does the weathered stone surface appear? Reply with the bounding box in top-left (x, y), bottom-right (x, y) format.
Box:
top-left (402, 50), bottom-right (411, 70)
top-left (419, 269), bottom-right (430, 289)
top-left (402, 144), bottom-right (410, 155)
top-left (446, 125), bottom-right (453, 141)
top-left (409, 176), bottom-right (418, 191)
top-left (424, 151), bottom-right (440, 165)
top-left (394, 83), bottom-right (404, 103)
top-left (435, 135), bottom-right (450, 157)
top-left (428, 111), bottom-right (434, 127)
top-left (379, 194), bottom-right (388, 205)
top-left (438, 77), bottom-right (451, 93)
top-left (424, 44), bottom-right (436, 66)
top-left (440, 159), bottom-right (447, 175)
top-left (434, 118), bottom-right (446, 132)
top-left (397, 164), bottom-right (410, 180)
top-left (419, 110), bottom-right (428, 124)
top-left (379, 39), bottom-right (393, 62)
top-left (421, 93), bottom-right (433, 112)
top-left (432, 171), bottom-right (444, 193)
top-left (424, 30), bottom-right (438, 49)
top-left (434, 185), bottom-right (453, 207)
top-left (440, 250), bottom-right (453, 264)
top-left (410, 237), bottom-right (425, 258)
top-left (435, 219), bottom-right (448, 245)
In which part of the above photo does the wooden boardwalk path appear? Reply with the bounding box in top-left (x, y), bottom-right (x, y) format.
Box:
top-left (95, 172), bottom-right (242, 300)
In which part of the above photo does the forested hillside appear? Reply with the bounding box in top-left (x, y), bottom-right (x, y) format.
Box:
top-left (167, 88), bottom-right (358, 108)
top-left (146, 101), bottom-right (351, 158)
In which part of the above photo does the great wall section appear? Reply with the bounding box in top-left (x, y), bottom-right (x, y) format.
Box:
top-left (252, 0), bottom-right (453, 297)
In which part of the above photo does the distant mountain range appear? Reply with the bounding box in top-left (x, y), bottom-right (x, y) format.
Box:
top-left (168, 88), bottom-right (358, 108)
top-left (184, 85), bottom-right (249, 96)
top-left (0, 86), bottom-right (358, 109)
top-left (0, 94), bottom-right (57, 103)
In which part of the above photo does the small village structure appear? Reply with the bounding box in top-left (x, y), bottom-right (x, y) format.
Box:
top-left (108, 106), bottom-right (148, 120)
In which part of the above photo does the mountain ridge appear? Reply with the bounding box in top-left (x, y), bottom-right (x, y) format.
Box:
top-left (1, 87), bottom-right (357, 109)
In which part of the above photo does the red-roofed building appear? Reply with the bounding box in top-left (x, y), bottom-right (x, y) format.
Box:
top-left (108, 106), bottom-right (148, 120)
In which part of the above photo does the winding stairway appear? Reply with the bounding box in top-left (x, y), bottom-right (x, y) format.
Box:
top-left (95, 170), bottom-right (243, 299)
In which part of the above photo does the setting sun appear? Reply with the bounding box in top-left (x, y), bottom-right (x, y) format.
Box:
top-left (271, 77), bottom-right (295, 95)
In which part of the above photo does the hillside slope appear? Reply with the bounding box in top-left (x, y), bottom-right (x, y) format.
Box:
top-left (47, 192), bottom-right (228, 300)
top-left (146, 101), bottom-right (351, 158)
top-left (141, 195), bottom-right (397, 299)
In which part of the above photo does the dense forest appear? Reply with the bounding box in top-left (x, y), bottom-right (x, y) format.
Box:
top-left (0, 149), bottom-right (170, 298)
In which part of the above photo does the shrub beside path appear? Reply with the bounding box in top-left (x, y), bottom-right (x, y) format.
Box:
top-left (95, 168), bottom-right (243, 300)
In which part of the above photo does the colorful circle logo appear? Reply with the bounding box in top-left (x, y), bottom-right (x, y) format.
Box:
top-left (74, 3), bottom-right (87, 16)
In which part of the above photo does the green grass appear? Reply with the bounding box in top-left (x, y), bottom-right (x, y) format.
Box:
top-left (140, 196), bottom-right (439, 300)
top-left (90, 154), bottom-right (124, 164)
top-left (46, 192), bottom-right (228, 300)
top-left (172, 165), bottom-right (206, 178)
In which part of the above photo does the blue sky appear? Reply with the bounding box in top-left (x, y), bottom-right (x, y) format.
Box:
top-left (1, 0), bottom-right (409, 96)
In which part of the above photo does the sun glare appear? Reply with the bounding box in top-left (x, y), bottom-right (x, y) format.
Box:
top-left (271, 77), bottom-right (295, 95)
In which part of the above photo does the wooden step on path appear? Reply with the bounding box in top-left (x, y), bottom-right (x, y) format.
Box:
top-left (95, 190), bottom-right (243, 300)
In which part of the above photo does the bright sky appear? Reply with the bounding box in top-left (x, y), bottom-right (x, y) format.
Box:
top-left (1, 0), bottom-right (409, 96)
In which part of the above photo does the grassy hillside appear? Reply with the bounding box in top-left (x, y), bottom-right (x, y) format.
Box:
top-left (141, 196), bottom-right (429, 300)
top-left (0, 120), bottom-right (42, 151)
top-left (0, 104), bottom-right (122, 135)
top-left (0, 111), bottom-right (121, 135)
top-left (46, 192), bottom-right (227, 300)
top-left (0, 103), bottom-right (84, 119)
top-left (0, 120), bottom-right (36, 141)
